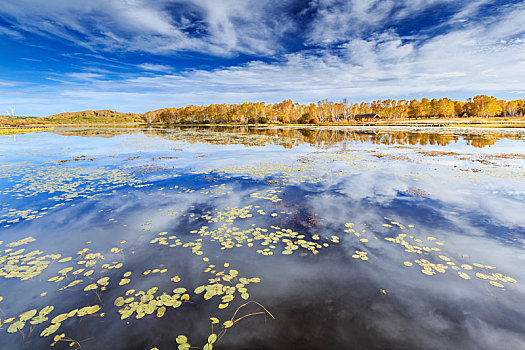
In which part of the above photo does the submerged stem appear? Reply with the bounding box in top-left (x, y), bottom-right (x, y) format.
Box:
top-left (233, 311), bottom-right (266, 323)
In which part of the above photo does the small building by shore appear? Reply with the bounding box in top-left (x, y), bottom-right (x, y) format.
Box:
top-left (354, 113), bottom-right (382, 121)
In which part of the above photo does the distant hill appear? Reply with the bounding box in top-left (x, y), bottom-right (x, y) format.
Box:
top-left (42, 110), bottom-right (143, 124)
top-left (0, 115), bottom-right (31, 119)
top-left (1, 110), bottom-right (143, 126)
top-left (0, 115), bottom-right (31, 126)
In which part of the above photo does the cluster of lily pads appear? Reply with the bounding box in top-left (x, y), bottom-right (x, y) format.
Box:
top-left (3, 200), bottom-right (516, 349)
top-left (115, 286), bottom-right (188, 320)
top-left (0, 201), bottom-right (279, 349)
top-left (249, 188), bottom-right (283, 202)
top-left (191, 162), bottom-right (326, 185)
top-left (347, 217), bottom-right (518, 289)
top-left (0, 237), bottom-right (60, 280)
top-left (5, 306), bottom-right (54, 333)
top-left (147, 204), bottom-right (339, 258)
top-left (1, 302), bottom-right (101, 338)
top-left (200, 184), bottom-right (233, 197)
top-left (0, 162), bottom-right (148, 227)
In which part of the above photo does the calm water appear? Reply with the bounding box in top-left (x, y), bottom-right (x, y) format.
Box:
top-left (1, 126), bottom-right (525, 350)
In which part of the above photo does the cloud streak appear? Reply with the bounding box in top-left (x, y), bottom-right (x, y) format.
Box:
top-left (0, 0), bottom-right (295, 56)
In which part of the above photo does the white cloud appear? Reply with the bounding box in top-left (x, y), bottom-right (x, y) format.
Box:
top-left (304, 0), bottom-right (473, 45)
top-left (138, 63), bottom-right (172, 72)
top-left (0, 0), bottom-right (293, 56)
top-left (1, 0), bottom-right (484, 56)
top-left (0, 25), bottom-right (25, 40)
top-left (0, 80), bottom-right (26, 87)
top-left (66, 72), bottom-right (105, 80)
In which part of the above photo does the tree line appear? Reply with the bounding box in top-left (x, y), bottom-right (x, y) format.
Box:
top-left (142, 95), bottom-right (525, 124)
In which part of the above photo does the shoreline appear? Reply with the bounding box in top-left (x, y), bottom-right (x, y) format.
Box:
top-left (2, 120), bottom-right (525, 130)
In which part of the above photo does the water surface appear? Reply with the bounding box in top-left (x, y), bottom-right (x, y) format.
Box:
top-left (1, 126), bottom-right (525, 350)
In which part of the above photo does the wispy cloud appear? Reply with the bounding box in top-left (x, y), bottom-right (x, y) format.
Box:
top-left (138, 63), bottom-right (172, 72)
top-left (66, 72), bottom-right (105, 80)
top-left (0, 80), bottom-right (28, 87)
top-left (1, 0), bottom-right (492, 56)
top-left (0, 25), bottom-right (25, 40)
top-left (0, 0), bottom-right (295, 56)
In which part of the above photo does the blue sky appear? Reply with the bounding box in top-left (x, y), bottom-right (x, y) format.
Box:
top-left (1, 0), bottom-right (524, 116)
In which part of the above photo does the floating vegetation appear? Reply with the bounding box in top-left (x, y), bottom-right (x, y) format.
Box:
top-left (0, 238), bottom-right (61, 280)
top-left (191, 162), bottom-right (326, 184)
top-left (171, 301), bottom-right (275, 350)
top-left (378, 218), bottom-right (517, 289)
top-left (351, 250), bottom-right (369, 261)
top-left (1, 126), bottom-right (524, 349)
top-left (200, 183), bottom-right (233, 197)
top-left (115, 285), bottom-right (189, 320)
top-left (0, 162), bottom-right (147, 227)
top-left (250, 187), bottom-right (284, 202)
top-left (194, 266), bottom-right (261, 306)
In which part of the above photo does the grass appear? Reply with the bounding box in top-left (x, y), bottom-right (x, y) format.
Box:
top-left (0, 127), bottom-right (53, 135)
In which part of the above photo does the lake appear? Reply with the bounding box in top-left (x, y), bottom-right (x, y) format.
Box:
top-left (1, 126), bottom-right (525, 350)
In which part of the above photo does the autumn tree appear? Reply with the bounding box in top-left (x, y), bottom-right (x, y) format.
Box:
top-left (141, 96), bottom-right (523, 124)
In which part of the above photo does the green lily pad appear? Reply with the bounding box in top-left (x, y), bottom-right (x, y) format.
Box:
top-left (176, 335), bottom-right (188, 344)
top-left (40, 322), bottom-right (61, 337)
top-left (7, 321), bottom-right (25, 333)
top-left (19, 309), bottom-right (37, 321)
